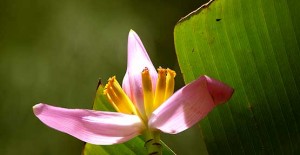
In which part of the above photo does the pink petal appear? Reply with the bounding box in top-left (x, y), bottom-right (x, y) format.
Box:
top-left (33, 103), bottom-right (144, 145)
top-left (122, 30), bottom-right (157, 114)
top-left (148, 76), bottom-right (233, 134)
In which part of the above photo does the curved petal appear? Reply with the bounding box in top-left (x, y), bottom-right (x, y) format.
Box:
top-left (122, 30), bottom-right (157, 114)
top-left (33, 103), bottom-right (144, 145)
top-left (148, 76), bottom-right (233, 134)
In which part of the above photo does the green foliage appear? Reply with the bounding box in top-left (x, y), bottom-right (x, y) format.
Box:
top-left (82, 82), bottom-right (175, 155)
top-left (0, 0), bottom-right (208, 154)
top-left (174, 0), bottom-right (300, 154)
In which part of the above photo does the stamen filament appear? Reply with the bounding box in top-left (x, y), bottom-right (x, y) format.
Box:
top-left (164, 68), bottom-right (176, 100)
top-left (141, 68), bottom-right (154, 117)
top-left (153, 67), bottom-right (167, 110)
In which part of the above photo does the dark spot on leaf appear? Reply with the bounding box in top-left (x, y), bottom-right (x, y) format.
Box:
top-left (144, 139), bottom-right (154, 147)
top-left (216, 18), bottom-right (221, 21)
top-left (148, 152), bottom-right (159, 155)
top-left (152, 143), bottom-right (162, 146)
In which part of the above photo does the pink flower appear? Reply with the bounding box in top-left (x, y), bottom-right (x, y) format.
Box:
top-left (33, 30), bottom-right (233, 148)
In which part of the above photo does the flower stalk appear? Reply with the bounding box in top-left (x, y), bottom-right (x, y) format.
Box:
top-left (144, 129), bottom-right (162, 155)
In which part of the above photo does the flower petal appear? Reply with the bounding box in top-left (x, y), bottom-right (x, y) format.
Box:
top-left (122, 30), bottom-right (157, 115)
top-left (33, 103), bottom-right (144, 145)
top-left (148, 76), bottom-right (233, 134)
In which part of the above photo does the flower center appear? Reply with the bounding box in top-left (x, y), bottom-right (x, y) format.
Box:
top-left (103, 67), bottom-right (176, 120)
top-left (142, 67), bottom-right (176, 117)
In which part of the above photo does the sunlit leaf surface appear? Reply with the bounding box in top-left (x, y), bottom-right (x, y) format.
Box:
top-left (174, 0), bottom-right (300, 154)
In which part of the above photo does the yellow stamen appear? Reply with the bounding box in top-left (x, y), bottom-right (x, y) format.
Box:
top-left (153, 67), bottom-right (167, 110)
top-left (164, 68), bottom-right (176, 100)
top-left (104, 84), bottom-right (121, 112)
top-left (103, 67), bottom-right (176, 123)
top-left (104, 76), bottom-right (137, 115)
top-left (141, 68), bottom-right (154, 117)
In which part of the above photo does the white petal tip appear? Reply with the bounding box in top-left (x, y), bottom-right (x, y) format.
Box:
top-left (33, 103), bottom-right (45, 115)
top-left (128, 30), bottom-right (138, 40)
top-left (129, 29), bottom-right (135, 33)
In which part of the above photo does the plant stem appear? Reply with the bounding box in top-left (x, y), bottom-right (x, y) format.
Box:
top-left (144, 129), bottom-right (162, 155)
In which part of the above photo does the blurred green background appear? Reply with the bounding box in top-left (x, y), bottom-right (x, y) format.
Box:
top-left (0, 0), bottom-right (207, 154)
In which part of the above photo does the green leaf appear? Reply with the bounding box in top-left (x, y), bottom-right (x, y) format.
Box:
top-left (82, 80), bottom-right (175, 155)
top-left (174, 0), bottom-right (300, 154)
